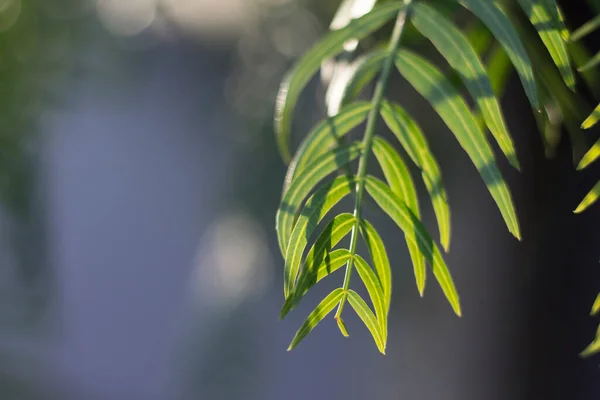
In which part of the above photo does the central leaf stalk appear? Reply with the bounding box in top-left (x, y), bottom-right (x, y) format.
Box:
top-left (335, 2), bottom-right (411, 319)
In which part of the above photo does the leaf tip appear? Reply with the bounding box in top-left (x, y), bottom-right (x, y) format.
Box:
top-left (441, 236), bottom-right (451, 253)
top-left (508, 155), bottom-right (521, 172)
top-left (335, 316), bottom-right (350, 337)
top-left (581, 120), bottom-right (594, 130)
top-left (512, 228), bottom-right (522, 242)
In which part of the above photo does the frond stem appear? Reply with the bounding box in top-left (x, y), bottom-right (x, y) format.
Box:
top-left (335, 3), bottom-right (411, 319)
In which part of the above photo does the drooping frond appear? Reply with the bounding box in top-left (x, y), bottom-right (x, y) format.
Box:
top-left (273, 0), bottom-right (578, 353)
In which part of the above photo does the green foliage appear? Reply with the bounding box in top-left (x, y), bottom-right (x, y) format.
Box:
top-left (571, 10), bottom-right (600, 357)
top-left (274, 0), bottom-right (600, 354)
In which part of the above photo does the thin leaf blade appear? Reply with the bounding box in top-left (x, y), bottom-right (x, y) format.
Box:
top-left (282, 248), bottom-right (352, 318)
top-left (516, 0), bottom-right (575, 89)
top-left (346, 289), bottom-right (386, 354)
top-left (284, 176), bottom-right (355, 297)
top-left (283, 102), bottom-right (370, 194)
top-left (411, 3), bottom-right (520, 170)
top-left (395, 50), bottom-right (521, 241)
top-left (372, 136), bottom-right (426, 295)
top-left (359, 219), bottom-right (392, 311)
top-left (380, 101), bottom-right (451, 250)
top-left (577, 138), bottom-right (600, 170)
top-left (287, 288), bottom-right (345, 351)
top-left (282, 214), bottom-right (355, 318)
top-left (365, 176), bottom-right (461, 316)
top-left (592, 293), bottom-right (600, 316)
top-left (459, 0), bottom-right (539, 108)
top-left (354, 255), bottom-right (386, 336)
top-left (575, 180), bottom-right (600, 214)
top-left (276, 142), bottom-right (362, 256)
top-left (582, 103), bottom-right (600, 129)
top-left (274, 2), bottom-right (405, 163)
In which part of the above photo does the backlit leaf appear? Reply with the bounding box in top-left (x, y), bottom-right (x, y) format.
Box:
top-left (592, 293), bottom-right (600, 316)
top-left (575, 180), bottom-right (600, 214)
top-left (582, 103), bottom-right (600, 129)
top-left (283, 102), bottom-right (370, 194)
top-left (336, 316), bottom-right (351, 337)
top-left (287, 288), bottom-right (345, 351)
top-left (516, 0), bottom-right (575, 89)
top-left (274, 2), bottom-right (406, 163)
top-left (577, 138), bottom-right (600, 170)
top-left (365, 176), bottom-right (461, 316)
top-left (339, 50), bottom-right (387, 108)
top-left (284, 176), bottom-right (355, 297)
top-left (459, 0), bottom-right (538, 108)
top-left (580, 337), bottom-right (600, 357)
top-left (359, 219), bottom-right (391, 311)
top-left (346, 289), bottom-right (386, 354)
top-left (411, 3), bottom-right (520, 170)
top-left (372, 136), bottom-right (426, 295)
top-left (282, 248), bottom-right (352, 318)
top-left (276, 142), bottom-right (362, 255)
top-left (354, 254), bottom-right (386, 339)
top-left (395, 50), bottom-right (520, 241)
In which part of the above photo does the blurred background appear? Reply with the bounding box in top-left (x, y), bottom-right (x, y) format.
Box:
top-left (0, 0), bottom-right (598, 399)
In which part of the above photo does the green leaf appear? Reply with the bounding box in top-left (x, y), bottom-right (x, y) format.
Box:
top-left (572, 14), bottom-right (600, 42)
top-left (284, 176), bottom-right (355, 297)
top-left (411, 3), bottom-right (520, 170)
top-left (287, 288), bottom-right (345, 351)
top-left (582, 103), bottom-right (600, 129)
top-left (354, 254), bottom-right (386, 339)
top-left (592, 293), bottom-right (600, 316)
top-left (336, 316), bottom-right (350, 337)
top-left (359, 219), bottom-right (392, 311)
top-left (372, 136), bottom-right (426, 295)
top-left (459, 0), bottom-right (538, 108)
top-left (486, 45), bottom-right (512, 98)
top-left (575, 180), bottom-right (600, 214)
top-left (580, 337), bottom-right (600, 357)
top-left (302, 214), bottom-right (356, 280)
top-left (380, 101), bottom-right (451, 251)
top-left (282, 248), bottom-right (353, 318)
top-left (579, 51), bottom-right (600, 73)
top-left (365, 175), bottom-right (461, 316)
top-left (274, 2), bottom-right (406, 163)
top-left (284, 102), bottom-right (370, 194)
top-left (395, 50), bottom-right (521, 241)
top-left (339, 50), bottom-right (387, 108)
top-left (282, 214), bottom-right (355, 318)
top-left (577, 138), bottom-right (600, 170)
top-left (276, 142), bottom-right (362, 256)
top-left (346, 289), bottom-right (386, 354)
top-left (516, 0), bottom-right (575, 89)
top-left (542, 0), bottom-right (569, 41)
top-left (324, 0), bottom-right (378, 116)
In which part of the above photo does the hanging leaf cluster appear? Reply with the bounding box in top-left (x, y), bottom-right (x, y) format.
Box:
top-left (274, 0), bottom-right (581, 353)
